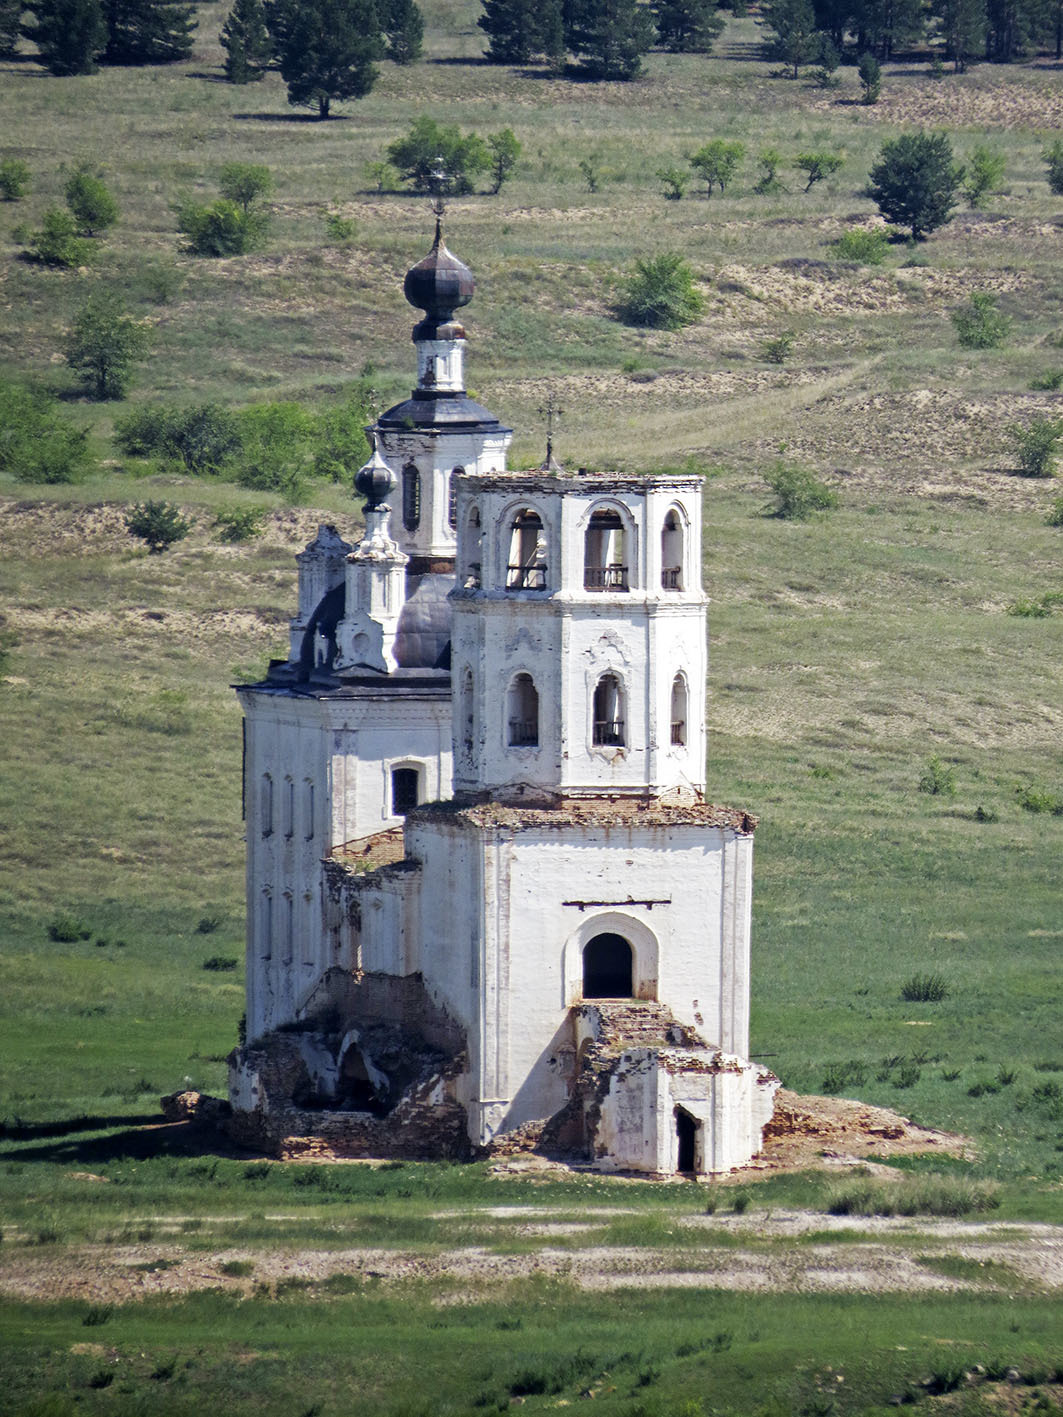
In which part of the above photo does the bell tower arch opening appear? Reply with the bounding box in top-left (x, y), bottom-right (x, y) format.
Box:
top-left (582, 932), bottom-right (634, 999)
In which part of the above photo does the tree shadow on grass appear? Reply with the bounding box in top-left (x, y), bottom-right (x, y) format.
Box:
top-left (2, 1115), bottom-right (261, 1165)
top-left (232, 110), bottom-right (352, 122)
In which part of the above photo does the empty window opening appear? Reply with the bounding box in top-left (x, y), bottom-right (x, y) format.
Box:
top-left (459, 668), bottom-right (475, 762)
top-left (261, 774), bottom-right (274, 837)
top-left (670, 673), bottom-right (688, 747)
top-left (584, 509), bottom-right (628, 591)
top-left (284, 893), bottom-right (294, 964)
top-left (448, 467), bottom-right (463, 529)
top-left (582, 933), bottom-right (634, 998)
top-left (506, 508), bottom-right (548, 591)
top-left (507, 673), bottom-right (539, 747)
top-left (661, 509), bottom-right (684, 591)
top-left (592, 673), bottom-right (625, 747)
top-left (337, 1045), bottom-right (389, 1115)
top-left (675, 1107), bottom-right (698, 1173)
top-left (391, 766), bottom-right (420, 814)
top-left (463, 507), bottom-right (482, 589)
top-left (402, 463), bottom-right (421, 531)
top-left (262, 891), bottom-right (273, 959)
top-left (284, 777), bottom-right (294, 838)
top-left (305, 781), bottom-right (315, 840)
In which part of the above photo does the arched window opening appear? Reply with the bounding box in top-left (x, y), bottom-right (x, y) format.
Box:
top-left (448, 467), bottom-right (464, 529)
top-left (670, 673), bottom-right (688, 747)
top-left (402, 463), bottom-right (421, 532)
top-left (391, 766), bottom-right (420, 815)
top-left (460, 668), bottom-right (475, 762)
top-left (463, 506), bottom-right (482, 589)
top-left (582, 933), bottom-right (633, 998)
top-left (592, 674), bottom-right (625, 747)
top-left (507, 673), bottom-right (539, 747)
top-left (675, 1108), bottom-right (698, 1173)
top-left (506, 508), bottom-right (548, 591)
top-left (261, 774), bottom-right (274, 837)
top-left (584, 509), bottom-right (628, 591)
top-left (661, 509), bottom-right (684, 591)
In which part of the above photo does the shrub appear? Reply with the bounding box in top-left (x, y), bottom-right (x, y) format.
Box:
top-left (64, 168), bottom-right (119, 235)
top-left (657, 165), bottom-right (690, 200)
top-left (175, 198), bottom-right (269, 256)
top-left (794, 150), bottom-right (842, 192)
top-left (202, 956), bottom-right (239, 971)
top-left (690, 139), bottom-right (744, 196)
top-left (1007, 595), bottom-right (1051, 617)
top-left (1047, 495), bottom-right (1063, 526)
top-left (1016, 783), bottom-right (1062, 814)
top-left (763, 461), bottom-right (838, 519)
top-left (134, 260), bottom-right (185, 305)
top-left (487, 128), bottom-right (520, 194)
top-left (364, 160), bottom-right (397, 192)
top-left (827, 1174), bottom-right (998, 1217)
top-left (962, 144), bottom-right (1005, 206)
top-left (23, 208), bottom-right (94, 267)
top-left (48, 912), bottom-right (92, 942)
top-left (578, 154), bottom-right (603, 192)
top-left (617, 252), bottom-right (705, 330)
top-left (821, 1060), bottom-right (867, 1094)
top-left (311, 386), bottom-right (374, 481)
top-left (1043, 138), bottom-right (1063, 196)
top-left (867, 130), bottom-right (960, 240)
top-left (218, 161), bottom-right (273, 213)
top-left (125, 501), bottom-right (194, 553)
top-left (234, 401), bottom-right (317, 496)
top-left (385, 115), bottom-right (489, 195)
top-left (196, 913), bottom-right (225, 933)
top-left (760, 331), bottom-right (795, 363)
top-left (755, 147), bottom-right (783, 193)
top-left (1011, 417), bottom-right (1061, 478)
top-left (952, 292), bottom-right (1010, 349)
top-left (0, 381), bottom-right (92, 484)
top-left (918, 754), bottom-right (956, 796)
top-left (0, 158), bottom-right (30, 201)
top-left (857, 50), bottom-right (880, 103)
top-left (115, 403), bottom-right (241, 474)
top-left (214, 505), bottom-right (266, 542)
top-left (830, 227), bottom-right (890, 264)
top-left (1030, 369), bottom-right (1063, 391)
top-left (324, 210), bottom-right (357, 243)
top-left (65, 294), bottom-right (149, 400)
top-left (901, 973), bottom-right (949, 1002)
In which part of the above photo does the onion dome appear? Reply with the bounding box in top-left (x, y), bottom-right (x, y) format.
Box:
top-left (354, 439), bottom-right (397, 510)
top-left (403, 221), bottom-right (475, 340)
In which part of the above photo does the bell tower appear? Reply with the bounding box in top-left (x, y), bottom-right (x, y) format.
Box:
top-left (449, 463), bottom-right (708, 803)
top-left (374, 208), bottom-right (512, 569)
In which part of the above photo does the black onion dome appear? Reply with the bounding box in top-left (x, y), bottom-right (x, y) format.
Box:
top-left (403, 230), bottom-right (475, 326)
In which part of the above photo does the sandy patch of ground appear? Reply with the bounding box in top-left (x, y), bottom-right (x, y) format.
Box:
top-left (813, 66), bottom-right (1063, 129)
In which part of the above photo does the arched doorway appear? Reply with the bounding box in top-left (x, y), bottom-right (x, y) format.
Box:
top-left (582, 933), bottom-right (633, 998)
top-left (675, 1108), bottom-right (698, 1173)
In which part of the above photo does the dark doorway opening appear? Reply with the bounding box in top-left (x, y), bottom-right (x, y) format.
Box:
top-left (582, 933), bottom-right (633, 998)
top-left (675, 1108), bottom-right (697, 1173)
top-left (391, 767), bottom-right (419, 814)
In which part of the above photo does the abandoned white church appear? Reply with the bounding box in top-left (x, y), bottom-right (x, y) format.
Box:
top-left (227, 214), bottom-right (779, 1177)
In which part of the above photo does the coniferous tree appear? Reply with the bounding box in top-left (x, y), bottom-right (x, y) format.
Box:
top-left (381, 0), bottom-right (423, 62)
top-left (566, 0), bottom-right (655, 78)
top-left (853, 0), bottom-right (924, 55)
top-left (220, 0), bottom-right (271, 80)
top-left (652, 0), bottom-right (725, 51)
top-left (478, 0), bottom-right (563, 63)
top-left (933, 0), bottom-right (985, 67)
top-left (102, 0), bottom-right (196, 63)
top-left (767, 0), bottom-right (820, 73)
top-left (0, 0), bottom-right (24, 56)
top-left (275, 0), bottom-right (380, 118)
top-left (23, 0), bottom-right (106, 72)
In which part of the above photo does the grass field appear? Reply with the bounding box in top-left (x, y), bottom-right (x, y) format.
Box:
top-left (2, 2), bottom-right (1063, 1411)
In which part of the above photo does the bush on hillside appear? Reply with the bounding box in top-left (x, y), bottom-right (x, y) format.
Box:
top-left (1043, 139), bottom-right (1063, 196)
top-left (22, 209), bottom-right (94, 268)
top-left (952, 292), bottom-right (1010, 349)
top-left (0, 159), bottom-right (30, 201)
top-left (175, 197), bottom-right (269, 256)
top-left (65, 294), bottom-right (149, 400)
top-left (689, 139), bottom-right (744, 196)
top-left (830, 227), bottom-right (890, 264)
top-left (763, 461), bottom-right (838, 519)
top-left (125, 501), bottom-right (194, 553)
top-left (918, 754), bottom-right (956, 796)
top-left (962, 145), bottom-right (1005, 206)
top-left (65, 168), bottom-right (119, 236)
top-left (0, 381), bottom-right (92, 484)
top-left (867, 130), bottom-right (961, 240)
top-left (1011, 417), bottom-right (1061, 478)
top-left (115, 403), bottom-right (242, 474)
top-left (386, 116), bottom-right (490, 194)
top-left (617, 252), bottom-right (704, 330)
top-left (214, 506), bottom-right (267, 542)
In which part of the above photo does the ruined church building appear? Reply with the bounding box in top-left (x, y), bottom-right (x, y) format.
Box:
top-left (228, 216), bottom-right (778, 1176)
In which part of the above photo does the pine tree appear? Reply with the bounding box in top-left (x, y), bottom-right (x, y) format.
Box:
top-left (853, 0), bottom-right (925, 56)
top-left (0, 0), bottom-right (24, 57)
top-left (381, 0), bottom-right (423, 62)
top-left (23, 0), bottom-right (106, 73)
top-left (767, 0), bottom-right (820, 74)
top-left (478, 0), bottom-right (563, 62)
top-left (652, 0), bottom-right (725, 51)
top-left (933, 0), bottom-right (985, 67)
top-left (566, 0), bottom-right (655, 77)
top-left (220, 0), bottom-right (271, 79)
top-left (275, 0), bottom-right (380, 118)
top-left (102, 0), bottom-right (196, 63)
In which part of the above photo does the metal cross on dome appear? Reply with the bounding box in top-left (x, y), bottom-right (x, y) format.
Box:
top-left (429, 155), bottom-right (449, 241)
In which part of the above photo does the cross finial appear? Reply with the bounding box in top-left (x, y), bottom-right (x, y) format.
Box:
top-left (429, 155), bottom-right (448, 244)
top-left (538, 394), bottom-right (564, 468)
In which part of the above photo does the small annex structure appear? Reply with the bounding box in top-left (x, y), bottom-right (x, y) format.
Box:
top-left (228, 213), bottom-right (778, 1176)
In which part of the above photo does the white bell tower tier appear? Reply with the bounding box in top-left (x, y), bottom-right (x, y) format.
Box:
top-left (449, 467), bottom-right (708, 802)
top-left (373, 220), bottom-right (512, 568)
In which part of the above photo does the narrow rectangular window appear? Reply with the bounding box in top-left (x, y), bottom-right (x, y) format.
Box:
top-left (305, 782), bottom-right (315, 841)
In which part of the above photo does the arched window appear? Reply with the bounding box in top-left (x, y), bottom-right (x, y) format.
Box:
top-left (507, 673), bottom-right (539, 747)
top-left (582, 933), bottom-right (633, 998)
top-left (391, 766), bottom-right (420, 814)
top-left (670, 673), bottom-right (687, 746)
top-left (463, 507), bottom-right (482, 589)
top-left (592, 673), bottom-right (625, 746)
top-left (402, 462), bottom-right (421, 532)
top-left (506, 508), bottom-right (548, 590)
top-left (459, 667), bottom-right (475, 762)
top-left (584, 508), bottom-right (628, 591)
top-left (448, 467), bottom-right (463, 529)
top-left (661, 508), bottom-right (684, 591)
top-left (261, 774), bottom-right (274, 836)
